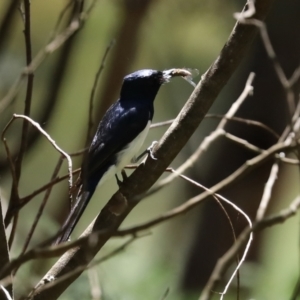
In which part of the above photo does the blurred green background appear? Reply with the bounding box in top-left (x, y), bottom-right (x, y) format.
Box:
top-left (1, 0), bottom-right (300, 299)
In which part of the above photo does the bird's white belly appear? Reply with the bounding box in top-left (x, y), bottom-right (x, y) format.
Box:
top-left (97, 121), bottom-right (151, 187)
top-left (116, 121), bottom-right (151, 170)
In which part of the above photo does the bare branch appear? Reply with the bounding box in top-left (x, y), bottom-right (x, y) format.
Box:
top-left (0, 194), bottom-right (11, 299)
top-left (26, 235), bottom-right (146, 299)
top-left (0, 285), bottom-right (12, 300)
top-left (87, 269), bottom-right (101, 300)
top-left (49, 0), bottom-right (74, 40)
top-left (256, 162), bottom-right (279, 220)
top-left (3, 115), bottom-right (73, 228)
top-left (18, 157), bottom-right (65, 262)
top-left (28, 1), bottom-right (276, 298)
top-left (121, 141), bottom-right (293, 236)
top-left (6, 0), bottom-right (35, 249)
top-left (146, 72), bottom-right (256, 197)
top-left (0, 2), bottom-right (98, 114)
top-left (86, 40), bottom-right (115, 146)
top-left (14, 114), bottom-right (73, 198)
top-left (19, 169), bottom-right (81, 208)
top-left (151, 114), bottom-right (280, 139)
top-left (217, 72), bottom-right (255, 129)
top-left (236, 10), bottom-right (299, 126)
top-left (199, 195), bottom-right (300, 300)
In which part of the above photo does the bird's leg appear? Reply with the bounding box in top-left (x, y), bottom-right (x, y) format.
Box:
top-left (134, 141), bottom-right (159, 163)
top-left (115, 170), bottom-right (129, 187)
top-left (121, 169), bottom-right (128, 181)
top-left (133, 151), bottom-right (146, 163)
top-left (115, 174), bottom-right (122, 187)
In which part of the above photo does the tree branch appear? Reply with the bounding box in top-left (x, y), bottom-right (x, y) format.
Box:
top-left (0, 195), bottom-right (11, 300)
top-left (29, 1), bottom-right (275, 299)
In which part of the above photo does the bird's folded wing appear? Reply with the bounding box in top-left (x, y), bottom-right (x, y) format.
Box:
top-left (86, 103), bottom-right (150, 178)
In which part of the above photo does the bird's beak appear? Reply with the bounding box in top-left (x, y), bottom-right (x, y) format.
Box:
top-left (162, 68), bottom-right (198, 87)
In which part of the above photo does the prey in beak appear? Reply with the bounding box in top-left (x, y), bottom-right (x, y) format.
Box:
top-left (162, 68), bottom-right (199, 87)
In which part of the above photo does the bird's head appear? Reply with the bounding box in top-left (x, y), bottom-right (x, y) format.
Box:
top-left (120, 68), bottom-right (192, 102)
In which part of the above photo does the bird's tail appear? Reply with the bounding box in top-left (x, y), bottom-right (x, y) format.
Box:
top-left (55, 190), bottom-right (93, 244)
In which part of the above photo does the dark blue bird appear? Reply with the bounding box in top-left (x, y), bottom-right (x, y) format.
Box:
top-left (56, 68), bottom-right (192, 244)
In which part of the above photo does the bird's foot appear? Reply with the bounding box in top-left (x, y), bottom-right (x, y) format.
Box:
top-left (115, 170), bottom-right (128, 187)
top-left (147, 141), bottom-right (158, 160)
top-left (115, 174), bottom-right (122, 187)
top-left (135, 141), bottom-right (159, 164)
top-left (121, 170), bottom-right (128, 181)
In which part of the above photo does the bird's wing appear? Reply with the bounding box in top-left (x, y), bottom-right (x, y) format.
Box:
top-left (85, 101), bottom-right (150, 182)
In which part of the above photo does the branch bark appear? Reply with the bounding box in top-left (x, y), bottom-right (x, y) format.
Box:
top-left (0, 196), bottom-right (11, 300)
top-left (29, 0), bottom-right (275, 299)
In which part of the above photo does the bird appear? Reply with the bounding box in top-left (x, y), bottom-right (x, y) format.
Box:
top-left (55, 68), bottom-right (192, 244)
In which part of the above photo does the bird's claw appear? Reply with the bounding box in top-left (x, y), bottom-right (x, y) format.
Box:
top-left (147, 141), bottom-right (158, 160)
top-left (121, 170), bottom-right (128, 181)
top-left (115, 174), bottom-right (122, 187)
top-left (115, 170), bottom-right (128, 187)
top-left (134, 141), bottom-right (159, 165)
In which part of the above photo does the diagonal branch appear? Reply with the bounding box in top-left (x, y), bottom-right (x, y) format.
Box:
top-left (29, 1), bottom-right (276, 299)
top-left (3, 115), bottom-right (73, 227)
top-left (199, 194), bottom-right (300, 300)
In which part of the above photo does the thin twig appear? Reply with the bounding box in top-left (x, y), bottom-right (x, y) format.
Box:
top-left (211, 194), bottom-right (241, 297)
top-left (15, 0), bottom-right (34, 183)
top-left (13, 114), bottom-right (73, 200)
top-left (87, 268), bottom-right (101, 300)
top-left (199, 195), bottom-right (300, 300)
top-left (146, 73), bottom-right (256, 197)
top-left (124, 141), bottom-right (294, 234)
top-left (49, 0), bottom-right (73, 40)
top-left (0, 2), bottom-right (97, 114)
top-left (236, 14), bottom-right (296, 124)
top-left (0, 285), bottom-right (12, 300)
top-left (3, 114), bottom-right (73, 228)
top-left (18, 156), bottom-right (65, 262)
top-left (173, 171), bottom-right (243, 298)
top-left (151, 115), bottom-right (280, 139)
top-left (6, 0), bottom-right (35, 249)
top-left (217, 72), bottom-right (255, 130)
top-left (160, 288), bottom-right (170, 300)
top-left (0, 193), bottom-right (11, 297)
top-left (19, 169), bottom-right (80, 208)
top-left (25, 234), bottom-right (146, 299)
top-left (1, 117), bottom-right (20, 246)
top-left (256, 161), bottom-right (279, 220)
top-left (199, 194), bottom-right (252, 300)
top-left (85, 40), bottom-right (115, 146)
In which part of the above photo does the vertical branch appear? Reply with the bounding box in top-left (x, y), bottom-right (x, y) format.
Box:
top-left (0, 0), bottom-right (84, 178)
top-left (15, 0), bottom-right (34, 177)
top-left (85, 40), bottom-right (115, 147)
top-left (19, 0), bottom-right (34, 156)
top-left (7, 0), bottom-right (34, 248)
top-left (94, 0), bottom-right (154, 120)
top-left (0, 194), bottom-right (11, 300)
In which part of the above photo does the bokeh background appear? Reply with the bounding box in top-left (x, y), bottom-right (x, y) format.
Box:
top-left (0, 0), bottom-right (300, 299)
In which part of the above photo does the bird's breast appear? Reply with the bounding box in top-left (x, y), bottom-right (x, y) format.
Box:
top-left (116, 121), bottom-right (151, 170)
